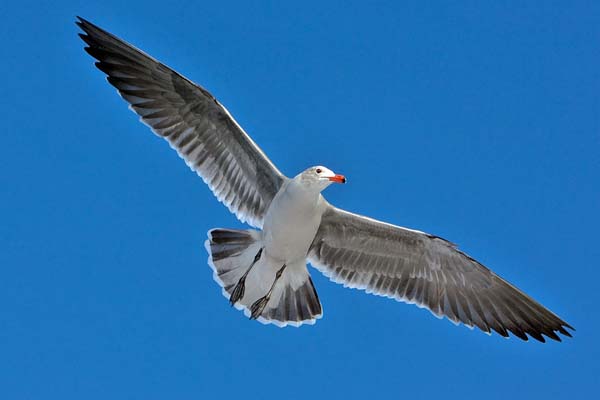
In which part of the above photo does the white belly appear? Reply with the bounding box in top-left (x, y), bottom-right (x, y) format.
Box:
top-left (262, 181), bottom-right (324, 263)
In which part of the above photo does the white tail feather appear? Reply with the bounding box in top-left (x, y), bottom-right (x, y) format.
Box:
top-left (205, 229), bottom-right (322, 327)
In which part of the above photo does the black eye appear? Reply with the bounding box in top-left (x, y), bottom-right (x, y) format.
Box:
top-left (316, 168), bottom-right (322, 174)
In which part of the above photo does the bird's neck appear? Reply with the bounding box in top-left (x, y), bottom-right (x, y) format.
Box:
top-left (286, 178), bottom-right (321, 207)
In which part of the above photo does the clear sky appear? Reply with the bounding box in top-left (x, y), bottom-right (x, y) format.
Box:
top-left (1, 1), bottom-right (599, 399)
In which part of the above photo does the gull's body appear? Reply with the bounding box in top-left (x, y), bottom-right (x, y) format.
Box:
top-left (264, 174), bottom-right (334, 263)
top-left (77, 17), bottom-right (573, 342)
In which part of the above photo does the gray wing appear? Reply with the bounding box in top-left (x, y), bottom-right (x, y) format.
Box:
top-left (77, 17), bottom-right (286, 228)
top-left (309, 204), bottom-right (573, 342)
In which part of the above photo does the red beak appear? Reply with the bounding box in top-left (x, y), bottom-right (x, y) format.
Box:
top-left (328, 174), bottom-right (346, 184)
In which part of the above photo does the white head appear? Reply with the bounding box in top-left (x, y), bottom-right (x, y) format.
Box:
top-left (295, 165), bottom-right (346, 192)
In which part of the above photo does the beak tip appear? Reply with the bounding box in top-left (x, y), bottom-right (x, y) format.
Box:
top-left (329, 174), bottom-right (346, 184)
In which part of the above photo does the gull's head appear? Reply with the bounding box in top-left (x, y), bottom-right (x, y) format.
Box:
top-left (297, 165), bottom-right (346, 192)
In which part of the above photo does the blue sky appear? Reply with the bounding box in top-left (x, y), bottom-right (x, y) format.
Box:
top-left (2, 1), bottom-right (599, 399)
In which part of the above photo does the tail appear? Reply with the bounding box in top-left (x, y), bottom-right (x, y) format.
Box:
top-left (205, 228), bottom-right (323, 327)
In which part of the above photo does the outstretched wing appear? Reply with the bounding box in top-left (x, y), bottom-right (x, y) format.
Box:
top-left (77, 17), bottom-right (286, 228)
top-left (309, 204), bottom-right (573, 342)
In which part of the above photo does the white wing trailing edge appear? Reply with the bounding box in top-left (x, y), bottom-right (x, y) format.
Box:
top-left (77, 17), bottom-right (287, 228)
top-left (309, 204), bottom-right (574, 342)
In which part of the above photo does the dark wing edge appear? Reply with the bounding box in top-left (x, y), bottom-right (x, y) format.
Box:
top-left (76, 17), bottom-right (286, 227)
top-left (309, 204), bottom-right (574, 342)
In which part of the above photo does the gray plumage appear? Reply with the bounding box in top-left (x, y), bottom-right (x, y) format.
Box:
top-left (77, 17), bottom-right (285, 228)
top-left (309, 205), bottom-right (572, 342)
top-left (207, 229), bottom-right (322, 325)
top-left (77, 17), bottom-right (573, 342)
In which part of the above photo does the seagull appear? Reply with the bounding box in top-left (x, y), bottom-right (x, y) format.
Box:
top-left (77, 17), bottom-right (573, 342)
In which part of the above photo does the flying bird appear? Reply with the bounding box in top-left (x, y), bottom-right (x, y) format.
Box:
top-left (77, 17), bottom-right (573, 342)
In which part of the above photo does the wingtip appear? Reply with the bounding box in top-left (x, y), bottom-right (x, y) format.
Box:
top-left (565, 322), bottom-right (576, 331)
top-left (558, 324), bottom-right (574, 337)
top-left (522, 324), bottom-right (575, 343)
top-left (544, 330), bottom-right (562, 342)
top-left (75, 16), bottom-right (99, 33)
top-left (75, 16), bottom-right (85, 28)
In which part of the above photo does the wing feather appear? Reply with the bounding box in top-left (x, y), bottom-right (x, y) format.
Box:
top-left (77, 17), bottom-right (286, 227)
top-left (309, 204), bottom-right (573, 342)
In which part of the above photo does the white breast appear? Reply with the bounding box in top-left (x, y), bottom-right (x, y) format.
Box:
top-left (262, 179), bottom-right (325, 263)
